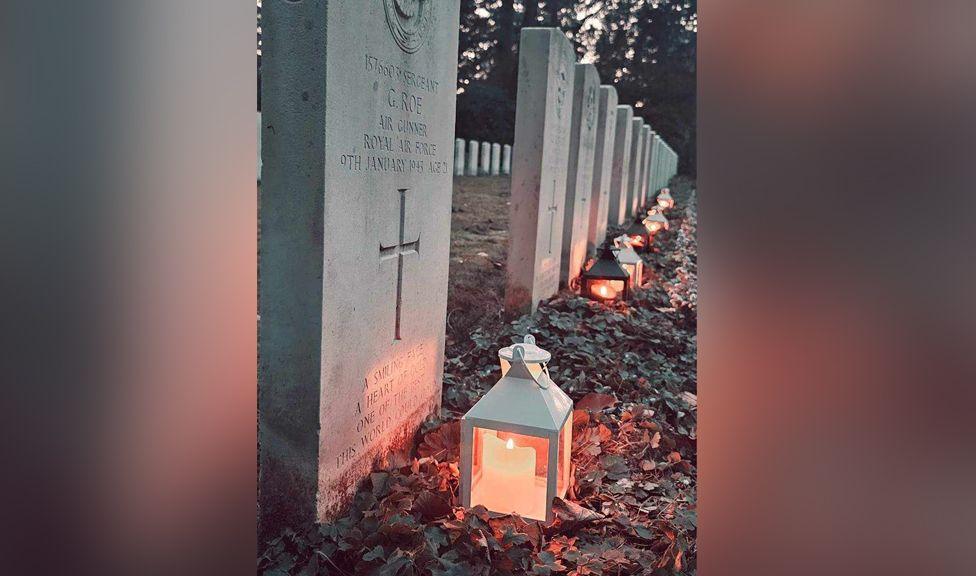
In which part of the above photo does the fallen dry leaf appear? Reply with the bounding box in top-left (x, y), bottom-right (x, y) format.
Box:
top-left (576, 392), bottom-right (618, 412)
top-left (552, 498), bottom-right (605, 523)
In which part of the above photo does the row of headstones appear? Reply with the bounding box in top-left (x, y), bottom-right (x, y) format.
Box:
top-left (504, 28), bottom-right (679, 315)
top-left (257, 2), bottom-right (678, 539)
top-left (453, 139), bottom-right (512, 176)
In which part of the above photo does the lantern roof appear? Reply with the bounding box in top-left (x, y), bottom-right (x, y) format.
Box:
top-left (626, 221), bottom-right (649, 237)
top-left (463, 346), bottom-right (572, 432)
top-left (582, 245), bottom-right (630, 281)
top-left (498, 334), bottom-right (551, 365)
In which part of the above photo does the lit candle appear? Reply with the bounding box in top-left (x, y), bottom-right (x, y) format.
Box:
top-left (478, 434), bottom-right (537, 515)
top-left (592, 282), bottom-right (618, 300)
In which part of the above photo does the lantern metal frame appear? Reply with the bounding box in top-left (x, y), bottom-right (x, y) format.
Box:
top-left (580, 244), bottom-right (632, 302)
top-left (460, 346), bottom-right (574, 522)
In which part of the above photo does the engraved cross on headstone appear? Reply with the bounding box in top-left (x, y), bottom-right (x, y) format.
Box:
top-left (546, 179), bottom-right (559, 254)
top-left (379, 188), bottom-right (420, 341)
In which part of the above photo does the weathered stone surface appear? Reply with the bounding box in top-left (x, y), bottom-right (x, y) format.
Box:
top-left (466, 139), bottom-right (479, 175)
top-left (560, 63), bottom-right (600, 288)
top-left (480, 141), bottom-right (491, 175)
top-left (640, 126), bottom-right (652, 209)
top-left (504, 28), bottom-right (575, 315)
top-left (587, 86), bottom-right (617, 255)
top-left (490, 143), bottom-right (501, 175)
top-left (259, 0), bottom-right (460, 538)
top-left (454, 138), bottom-right (465, 176)
top-left (647, 132), bottom-right (661, 197)
top-left (607, 105), bottom-right (633, 226)
top-left (627, 117), bottom-right (645, 219)
top-left (502, 144), bottom-right (512, 175)
top-left (258, 112), bottom-right (263, 181)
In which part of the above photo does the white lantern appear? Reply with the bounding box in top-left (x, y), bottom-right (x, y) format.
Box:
top-left (614, 235), bottom-right (644, 290)
top-left (460, 346), bottom-right (574, 522)
top-left (656, 188), bottom-right (675, 210)
top-left (644, 211), bottom-right (669, 236)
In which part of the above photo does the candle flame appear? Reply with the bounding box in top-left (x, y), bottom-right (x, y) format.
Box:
top-left (593, 283), bottom-right (617, 300)
top-left (506, 438), bottom-right (514, 450)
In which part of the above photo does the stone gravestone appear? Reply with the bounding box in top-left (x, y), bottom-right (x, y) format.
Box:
top-left (259, 0), bottom-right (461, 538)
top-left (627, 117), bottom-right (645, 219)
top-left (504, 27), bottom-right (575, 315)
top-left (655, 136), bottom-right (665, 192)
top-left (466, 139), bottom-right (479, 175)
top-left (480, 141), bottom-right (491, 175)
top-left (640, 126), bottom-right (652, 209)
top-left (454, 138), bottom-right (465, 176)
top-left (650, 135), bottom-right (658, 196)
top-left (501, 144), bottom-right (512, 175)
top-left (607, 105), bottom-right (633, 226)
top-left (490, 143), bottom-right (501, 175)
top-left (586, 86), bottom-right (617, 255)
top-left (560, 63), bottom-right (600, 288)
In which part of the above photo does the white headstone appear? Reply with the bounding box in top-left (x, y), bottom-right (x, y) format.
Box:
top-left (640, 126), bottom-right (652, 209)
top-left (647, 132), bottom-right (661, 197)
top-left (504, 28), bottom-right (575, 315)
top-left (490, 143), bottom-right (501, 175)
top-left (608, 105), bottom-right (633, 227)
top-left (259, 0), bottom-right (461, 535)
top-left (587, 86), bottom-right (617, 255)
top-left (480, 141), bottom-right (491, 175)
top-left (560, 63), bottom-right (600, 288)
top-left (454, 138), bottom-right (466, 176)
top-left (655, 135), bottom-right (665, 191)
top-left (466, 139), bottom-right (479, 175)
top-left (501, 144), bottom-right (512, 175)
top-left (627, 117), bottom-right (645, 219)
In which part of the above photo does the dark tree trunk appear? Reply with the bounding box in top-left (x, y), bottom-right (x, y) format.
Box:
top-left (495, 0), bottom-right (518, 97)
top-left (523, 1), bottom-right (539, 28)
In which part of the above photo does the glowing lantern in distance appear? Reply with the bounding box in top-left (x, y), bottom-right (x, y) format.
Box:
top-left (460, 345), bottom-right (573, 521)
top-left (580, 244), bottom-right (631, 302)
top-left (645, 212), bottom-right (669, 237)
top-left (656, 188), bottom-right (675, 210)
top-left (614, 235), bottom-right (644, 290)
top-left (625, 221), bottom-right (650, 252)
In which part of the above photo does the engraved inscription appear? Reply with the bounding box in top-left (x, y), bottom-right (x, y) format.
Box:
top-left (334, 343), bottom-right (435, 471)
top-left (337, 54), bottom-right (450, 176)
top-left (584, 86), bottom-right (597, 131)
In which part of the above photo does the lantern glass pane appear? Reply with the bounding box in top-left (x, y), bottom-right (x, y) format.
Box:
top-left (556, 417), bottom-right (571, 499)
top-left (587, 279), bottom-right (626, 301)
top-left (470, 427), bottom-right (549, 521)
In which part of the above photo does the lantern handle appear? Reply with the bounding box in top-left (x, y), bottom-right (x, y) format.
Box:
top-left (511, 344), bottom-right (549, 389)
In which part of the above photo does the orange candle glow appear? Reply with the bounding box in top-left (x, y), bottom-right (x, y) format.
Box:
top-left (478, 434), bottom-right (537, 514)
top-left (591, 282), bottom-right (618, 300)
